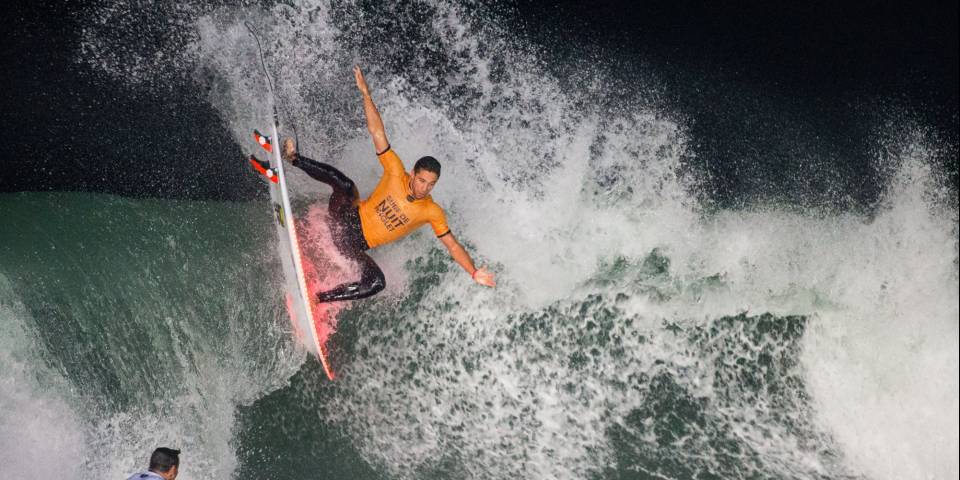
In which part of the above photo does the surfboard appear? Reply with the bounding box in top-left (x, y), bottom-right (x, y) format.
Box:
top-left (251, 128), bottom-right (336, 380)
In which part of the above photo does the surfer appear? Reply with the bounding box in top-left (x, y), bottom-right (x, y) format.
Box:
top-left (284, 65), bottom-right (496, 302)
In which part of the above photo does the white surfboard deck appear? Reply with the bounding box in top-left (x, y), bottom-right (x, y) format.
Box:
top-left (263, 123), bottom-right (336, 380)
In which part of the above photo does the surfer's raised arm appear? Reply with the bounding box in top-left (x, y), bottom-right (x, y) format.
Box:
top-left (354, 65), bottom-right (390, 155)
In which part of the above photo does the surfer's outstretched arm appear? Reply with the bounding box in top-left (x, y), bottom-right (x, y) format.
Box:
top-left (354, 65), bottom-right (390, 155)
top-left (439, 233), bottom-right (496, 287)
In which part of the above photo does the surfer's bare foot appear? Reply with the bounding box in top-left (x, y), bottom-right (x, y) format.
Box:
top-left (282, 138), bottom-right (297, 162)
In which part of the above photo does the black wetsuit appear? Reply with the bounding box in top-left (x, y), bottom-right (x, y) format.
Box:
top-left (292, 155), bottom-right (386, 302)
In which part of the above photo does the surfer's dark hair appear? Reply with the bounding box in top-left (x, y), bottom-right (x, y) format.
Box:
top-left (414, 156), bottom-right (441, 177)
top-left (149, 447), bottom-right (181, 473)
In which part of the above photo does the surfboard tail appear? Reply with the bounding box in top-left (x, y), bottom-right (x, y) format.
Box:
top-left (312, 309), bottom-right (337, 380)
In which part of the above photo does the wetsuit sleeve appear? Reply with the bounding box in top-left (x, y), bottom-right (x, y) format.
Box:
top-left (377, 147), bottom-right (406, 176)
top-left (430, 205), bottom-right (451, 238)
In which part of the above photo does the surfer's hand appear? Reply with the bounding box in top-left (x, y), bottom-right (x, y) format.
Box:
top-left (354, 65), bottom-right (370, 97)
top-left (472, 267), bottom-right (496, 287)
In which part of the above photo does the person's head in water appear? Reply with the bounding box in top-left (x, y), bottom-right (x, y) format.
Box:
top-left (148, 447), bottom-right (181, 479)
top-left (410, 156), bottom-right (441, 200)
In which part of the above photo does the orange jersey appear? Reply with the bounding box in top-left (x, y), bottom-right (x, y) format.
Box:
top-left (358, 148), bottom-right (450, 249)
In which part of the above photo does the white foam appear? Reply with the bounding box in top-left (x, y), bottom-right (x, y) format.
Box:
top-left (801, 146), bottom-right (959, 480)
top-left (0, 274), bottom-right (85, 479)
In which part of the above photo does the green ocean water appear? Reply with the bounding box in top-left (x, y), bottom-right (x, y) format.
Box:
top-left (0, 192), bottom-right (309, 476)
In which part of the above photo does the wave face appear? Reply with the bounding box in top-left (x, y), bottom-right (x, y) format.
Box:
top-left (2, 1), bottom-right (955, 479)
top-left (0, 193), bottom-right (303, 478)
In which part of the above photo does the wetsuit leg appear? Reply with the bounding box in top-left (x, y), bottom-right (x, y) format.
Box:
top-left (293, 155), bottom-right (386, 303)
top-left (315, 252), bottom-right (386, 303)
top-left (292, 155), bottom-right (359, 213)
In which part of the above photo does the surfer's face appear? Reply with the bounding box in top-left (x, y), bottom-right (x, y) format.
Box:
top-left (162, 465), bottom-right (179, 480)
top-left (410, 169), bottom-right (439, 200)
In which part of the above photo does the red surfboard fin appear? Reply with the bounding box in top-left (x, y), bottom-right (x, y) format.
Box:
top-left (248, 154), bottom-right (278, 183)
top-left (253, 130), bottom-right (273, 153)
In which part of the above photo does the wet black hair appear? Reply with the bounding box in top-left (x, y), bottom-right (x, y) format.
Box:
top-left (149, 447), bottom-right (181, 473)
top-left (414, 156), bottom-right (441, 177)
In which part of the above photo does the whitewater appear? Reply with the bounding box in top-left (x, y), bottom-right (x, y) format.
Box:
top-left (1, 1), bottom-right (956, 479)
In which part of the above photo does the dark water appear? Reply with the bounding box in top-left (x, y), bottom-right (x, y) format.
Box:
top-left (1, 1), bottom-right (957, 479)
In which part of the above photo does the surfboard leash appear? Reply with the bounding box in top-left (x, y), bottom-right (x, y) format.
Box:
top-left (243, 20), bottom-right (301, 154)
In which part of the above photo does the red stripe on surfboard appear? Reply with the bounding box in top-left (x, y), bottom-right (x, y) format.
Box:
top-left (311, 307), bottom-right (336, 380)
top-left (292, 223), bottom-right (336, 380)
top-left (283, 246), bottom-right (336, 380)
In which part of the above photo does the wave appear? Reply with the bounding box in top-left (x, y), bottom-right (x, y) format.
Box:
top-left (5, 1), bottom-right (955, 478)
